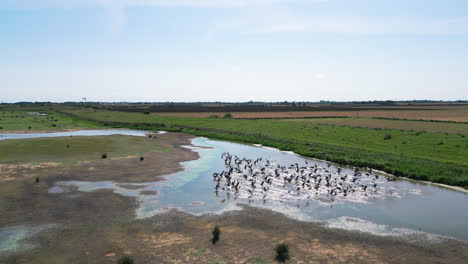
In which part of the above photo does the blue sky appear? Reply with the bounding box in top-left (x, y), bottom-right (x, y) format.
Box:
top-left (1, 0), bottom-right (467, 102)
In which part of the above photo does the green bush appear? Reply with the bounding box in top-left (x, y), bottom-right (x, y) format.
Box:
top-left (117, 256), bottom-right (134, 264)
top-left (384, 134), bottom-right (392, 140)
top-left (102, 153), bottom-right (107, 159)
top-left (140, 156), bottom-right (144, 161)
top-left (275, 243), bottom-right (289, 262)
top-left (212, 225), bottom-right (221, 244)
top-left (223, 113), bottom-right (233, 119)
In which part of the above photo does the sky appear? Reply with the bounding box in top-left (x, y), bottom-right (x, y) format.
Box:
top-left (1, 0), bottom-right (468, 102)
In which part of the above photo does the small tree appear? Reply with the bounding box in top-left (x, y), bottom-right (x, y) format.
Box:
top-left (140, 156), bottom-right (144, 161)
top-left (117, 256), bottom-right (134, 264)
top-left (212, 225), bottom-right (221, 244)
top-left (275, 243), bottom-right (289, 262)
top-left (102, 153), bottom-right (107, 159)
top-left (223, 113), bottom-right (233, 119)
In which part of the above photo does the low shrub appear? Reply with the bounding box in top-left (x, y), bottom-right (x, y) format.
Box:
top-left (384, 134), bottom-right (392, 140)
top-left (223, 113), bottom-right (233, 119)
top-left (212, 225), bottom-right (221, 244)
top-left (140, 156), bottom-right (144, 161)
top-left (117, 256), bottom-right (134, 264)
top-left (275, 243), bottom-right (289, 262)
top-left (102, 153), bottom-right (107, 159)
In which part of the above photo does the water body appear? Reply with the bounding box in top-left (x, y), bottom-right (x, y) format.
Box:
top-left (0, 225), bottom-right (54, 255)
top-left (48, 137), bottom-right (468, 241)
top-left (0, 129), bottom-right (154, 141)
top-left (1, 130), bottom-right (466, 242)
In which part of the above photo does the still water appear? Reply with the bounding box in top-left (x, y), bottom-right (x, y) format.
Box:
top-left (0, 129), bottom-right (151, 141)
top-left (50, 137), bottom-right (468, 241)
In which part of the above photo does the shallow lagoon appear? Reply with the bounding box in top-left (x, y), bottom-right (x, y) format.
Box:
top-left (50, 136), bottom-right (468, 241)
top-left (1, 129), bottom-right (467, 251)
top-left (0, 129), bottom-right (151, 141)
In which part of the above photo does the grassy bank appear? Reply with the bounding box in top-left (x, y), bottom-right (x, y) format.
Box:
top-left (0, 135), bottom-right (169, 165)
top-left (281, 117), bottom-right (468, 135)
top-left (59, 108), bottom-right (468, 189)
top-left (0, 110), bottom-right (102, 132)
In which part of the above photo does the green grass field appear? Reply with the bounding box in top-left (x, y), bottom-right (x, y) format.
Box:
top-left (282, 117), bottom-right (468, 135)
top-left (0, 110), bottom-right (102, 132)
top-left (0, 135), bottom-right (168, 165)
top-left (61, 108), bottom-right (468, 189)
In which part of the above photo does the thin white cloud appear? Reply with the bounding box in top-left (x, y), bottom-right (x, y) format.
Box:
top-left (315, 73), bottom-right (325, 79)
top-left (0, 0), bottom-right (328, 9)
top-left (0, 0), bottom-right (327, 33)
top-left (3, 0), bottom-right (468, 35)
top-left (231, 13), bottom-right (468, 35)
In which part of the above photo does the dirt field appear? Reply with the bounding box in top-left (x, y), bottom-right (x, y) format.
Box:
top-left (150, 105), bottom-right (468, 122)
top-left (1, 132), bottom-right (468, 264)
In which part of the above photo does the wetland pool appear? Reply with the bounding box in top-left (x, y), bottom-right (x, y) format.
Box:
top-left (50, 136), bottom-right (468, 241)
top-left (1, 129), bottom-right (467, 256)
top-left (0, 129), bottom-right (153, 140)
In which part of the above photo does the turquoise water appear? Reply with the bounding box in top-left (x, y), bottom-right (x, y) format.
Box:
top-left (51, 137), bottom-right (468, 241)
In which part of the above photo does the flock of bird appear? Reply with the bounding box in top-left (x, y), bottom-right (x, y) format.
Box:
top-left (212, 152), bottom-right (398, 205)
